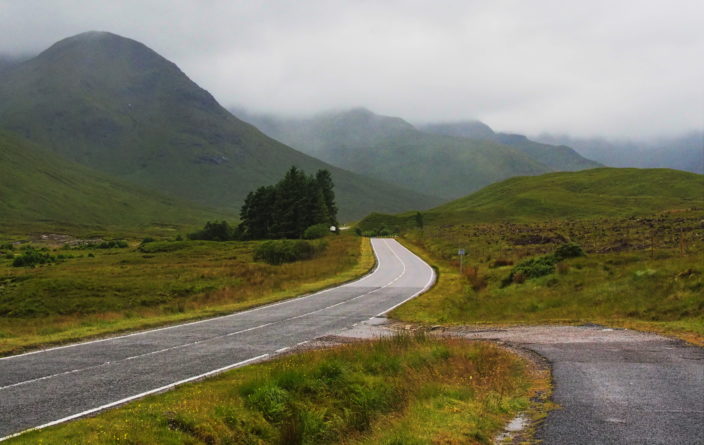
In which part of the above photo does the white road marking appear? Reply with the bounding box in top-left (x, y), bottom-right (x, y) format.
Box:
top-left (0, 238), bottom-right (437, 441)
top-left (0, 239), bottom-right (417, 391)
top-left (1, 238), bottom-right (382, 362)
top-left (375, 239), bottom-right (436, 316)
top-left (0, 354), bottom-right (269, 443)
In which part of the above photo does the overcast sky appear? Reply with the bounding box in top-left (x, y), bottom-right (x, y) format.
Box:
top-left (1, 0), bottom-right (702, 139)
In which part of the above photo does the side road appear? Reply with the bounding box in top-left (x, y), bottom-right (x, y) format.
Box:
top-left (305, 321), bottom-right (704, 444)
top-left (450, 325), bottom-right (704, 444)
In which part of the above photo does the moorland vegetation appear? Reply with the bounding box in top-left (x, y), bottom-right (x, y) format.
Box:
top-left (7, 334), bottom-right (543, 445)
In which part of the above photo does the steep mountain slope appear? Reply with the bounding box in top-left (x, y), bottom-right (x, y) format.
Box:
top-left (0, 131), bottom-right (224, 232)
top-left (537, 133), bottom-right (704, 174)
top-left (0, 32), bottom-right (438, 221)
top-left (420, 121), bottom-right (601, 171)
top-left (359, 168), bottom-right (704, 227)
top-left (239, 108), bottom-right (551, 200)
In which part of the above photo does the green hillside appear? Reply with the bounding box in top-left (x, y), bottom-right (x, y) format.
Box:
top-left (421, 121), bottom-right (601, 171)
top-left (359, 168), bottom-right (704, 228)
top-left (240, 108), bottom-right (553, 200)
top-left (0, 132), bottom-right (224, 234)
top-left (0, 32), bottom-right (438, 221)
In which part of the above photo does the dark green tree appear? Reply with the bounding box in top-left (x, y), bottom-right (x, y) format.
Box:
top-left (415, 211), bottom-right (424, 230)
top-left (238, 166), bottom-right (337, 239)
top-left (315, 169), bottom-right (338, 226)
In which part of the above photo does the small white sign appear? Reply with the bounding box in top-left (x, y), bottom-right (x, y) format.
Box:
top-left (458, 249), bottom-right (465, 255)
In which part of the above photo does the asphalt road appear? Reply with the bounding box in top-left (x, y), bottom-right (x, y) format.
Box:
top-left (459, 326), bottom-right (704, 445)
top-left (0, 238), bottom-right (435, 439)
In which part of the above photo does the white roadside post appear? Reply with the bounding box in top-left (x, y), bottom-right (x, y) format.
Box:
top-left (458, 248), bottom-right (466, 274)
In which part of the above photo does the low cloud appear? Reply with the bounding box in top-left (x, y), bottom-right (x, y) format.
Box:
top-left (1, 0), bottom-right (702, 138)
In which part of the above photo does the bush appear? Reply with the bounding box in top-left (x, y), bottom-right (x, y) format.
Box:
top-left (553, 242), bottom-right (585, 261)
top-left (254, 240), bottom-right (327, 265)
top-left (12, 248), bottom-right (56, 267)
top-left (303, 224), bottom-right (330, 240)
top-left (189, 221), bottom-right (236, 241)
top-left (141, 237), bottom-right (156, 245)
top-left (97, 240), bottom-right (128, 249)
top-left (503, 243), bottom-right (585, 285)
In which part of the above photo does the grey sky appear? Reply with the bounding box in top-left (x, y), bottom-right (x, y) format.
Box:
top-left (1, 0), bottom-right (702, 138)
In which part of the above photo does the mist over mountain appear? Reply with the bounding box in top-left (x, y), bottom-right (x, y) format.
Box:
top-left (537, 133), bottom-right (704, 174)
top-left (0, 31), bottom-right (439, 221)
top-left (420, 122), bottom-right (601, 172)
top-left (239, 108), bottom-right (600, 200)
top-left (0, 55), bottom-right (29, 74)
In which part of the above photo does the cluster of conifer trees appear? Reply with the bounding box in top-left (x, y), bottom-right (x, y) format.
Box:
top-left (237, 167), bottom-right (338, 239)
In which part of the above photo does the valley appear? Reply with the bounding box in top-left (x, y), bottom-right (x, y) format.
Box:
top-left (0, 15), bottom-right (701, 445)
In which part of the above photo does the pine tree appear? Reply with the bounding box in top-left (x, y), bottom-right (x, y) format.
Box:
top-left (238, 166), bottom-right (338, 239)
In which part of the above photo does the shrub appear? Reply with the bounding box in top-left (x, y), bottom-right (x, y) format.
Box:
top-left (246, 384), bottom-right (290, 422)
top-left (12, 248), bottom-right (56, 267)
top-left (303, 224), bottom-right (330, 240)
top-left (141, 237), bottom-right (156, 245)
top-left (97, 240), bottom-right (128, 249)
top-left (553, 242), bottom-right (585, 261)
top-left (504, 255), bottom-right (555, 285)
top-left (504, 243), bottom-right (585, 285)
top-left (254, 240), bottom-right (326, 265)
top-left (189, 221), bottom-right (235, 241)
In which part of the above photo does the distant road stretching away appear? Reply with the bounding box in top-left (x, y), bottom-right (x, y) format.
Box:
top-left (0, 238), bottom-right (434, 439)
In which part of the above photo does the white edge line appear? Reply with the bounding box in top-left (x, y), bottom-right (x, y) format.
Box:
top-left (1, 238), bottom-right (380, 361)
top-left (374, 239), bottom-right (436, 317)
top-left (0, 354), bottom-right (270, 443)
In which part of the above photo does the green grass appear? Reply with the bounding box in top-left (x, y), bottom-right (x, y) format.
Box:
top-left (6, 335), bottom-right (540, 445)
top-left (0, 131), bottom-right (228, 235)
top-left (358, 168), bottom-right (704, 230)
top-left (0, 32), bottom-right (438, 221)
top-left (390, 209), bottom-right (704, 345)
top-left (429, 168), bottom-right (704, 223)
top-left (0, 234), bottom-right (374, 356)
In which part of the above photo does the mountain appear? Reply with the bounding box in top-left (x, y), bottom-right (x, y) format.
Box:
top-left (420, 121), bottom-right (602, 171)
top-left (0, 131), bottom-right (225, 233)
top-left (238, 108), bottom-right (554, 200)
top-left (0, 31), bottom-right (438, 221)
top-left (358, 168), bottom-right (704, 228)
top-left (536, 133), bottom-right (704, 174)
top-left (0, 55), bottom-right (27, 74)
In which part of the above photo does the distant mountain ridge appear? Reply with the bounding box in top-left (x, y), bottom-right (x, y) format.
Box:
top-left (420, 121), bottom-right (602, 172)
top-left (239, 108), bottom-right (600, 200)
top-left (0, 31), bottom-right (439, 222)
top-left (536, 133), bottom-right (704, 174)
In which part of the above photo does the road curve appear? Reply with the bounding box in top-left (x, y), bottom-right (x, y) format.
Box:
top-left (0, 238), bottom-right (435, 439)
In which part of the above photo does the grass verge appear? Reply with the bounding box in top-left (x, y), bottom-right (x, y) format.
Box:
top-left (6, 334), bottom-right (542, 445)
top-left (389, 210), bottom-right (704, 346)
top-left (0, 235), bottom-right (374, 356)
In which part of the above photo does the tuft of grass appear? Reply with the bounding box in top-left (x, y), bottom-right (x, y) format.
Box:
top-left (5, 335), bottom-right (540, 445)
